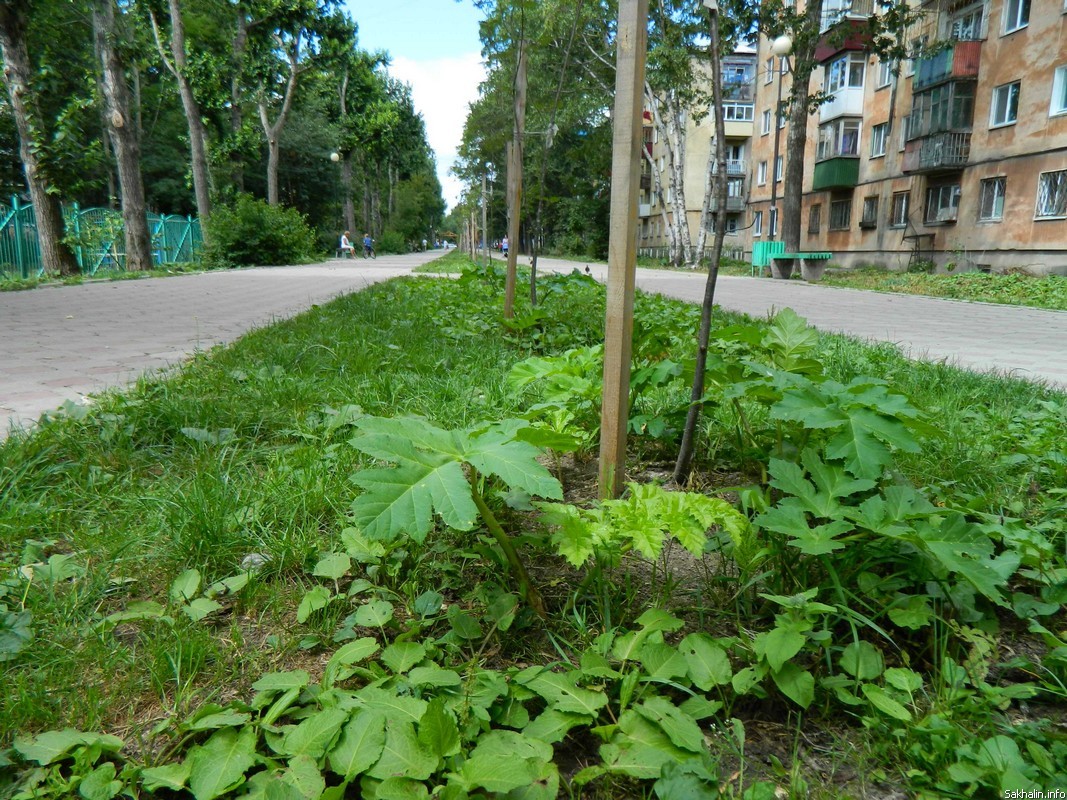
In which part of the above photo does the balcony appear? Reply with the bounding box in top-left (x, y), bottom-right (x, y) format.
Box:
top-left (638, 202), bottom-right (652, 218)
top-left (711, 159), bottom-right (746, 176)
top-left (710, 196), bottom-right (746, 213)
top-left (820, 87), bottom-right (865, 122)
top-left (820, 0), bottom-right (874, 32)
top-left (912, 40), bottom-right (981, 92)
top-left (812, 157), bottom-right (859, 190)
top-left (902, 131), bottom-right (971, 173)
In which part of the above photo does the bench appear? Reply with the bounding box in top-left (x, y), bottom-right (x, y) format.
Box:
top-left (335, 247), bottom-right (354, 259)
top-left (772, 251), bottom-right (832, 281)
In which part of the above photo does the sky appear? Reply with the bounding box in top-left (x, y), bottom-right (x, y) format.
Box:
top-left (344, 0), bottom-right (487, 212)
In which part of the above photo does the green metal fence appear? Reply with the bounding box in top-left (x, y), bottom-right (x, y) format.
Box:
top-left (0, 196), bottom-right (202, 279)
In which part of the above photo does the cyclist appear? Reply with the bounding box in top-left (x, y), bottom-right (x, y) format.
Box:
top-left (362, 233), bottom-right (375, 259)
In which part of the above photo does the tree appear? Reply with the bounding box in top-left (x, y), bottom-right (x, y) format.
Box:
top-left (93, 0), bottom-right (153, 270)
top-left (0, 1), bottom-right (79, 275)
top-left (150, 0), bottom-right (213, 238)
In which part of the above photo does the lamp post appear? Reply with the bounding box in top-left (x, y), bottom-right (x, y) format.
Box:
top-left (768, 34), bottom-right (792, 254)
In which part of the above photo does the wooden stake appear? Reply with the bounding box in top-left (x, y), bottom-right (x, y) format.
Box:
top-left (598, 0), bottom-right (648, 499)
top-left (504, 41), bottom-right (527, 318)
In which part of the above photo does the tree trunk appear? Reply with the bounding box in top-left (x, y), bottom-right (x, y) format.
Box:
top-left (94, 0), bottom-right (153, 271)
top-left (230, 9), bottom-right (248, 194)
top-left (151, 0), bottom-right (212, 238)
top-left (258, 35), bottom-right (301, 206)
top-left (0, 4), bottom-right (78, 276)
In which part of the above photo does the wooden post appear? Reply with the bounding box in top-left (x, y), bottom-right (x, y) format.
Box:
top-left (503, 41), bottom-right (527, 319)
top-left (598, 0), bottom-right (648, 499)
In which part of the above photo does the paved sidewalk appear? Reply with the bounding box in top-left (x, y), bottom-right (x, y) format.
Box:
top-left (534, 257), bottom-right (1067, 389)
top-left (0, 253), bottom-right (434, 436)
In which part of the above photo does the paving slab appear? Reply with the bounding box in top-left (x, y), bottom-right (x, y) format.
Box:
top-left (534, 256), bottom-right (1067, 390)
top-left (0, 253), bottom-right (432, 436)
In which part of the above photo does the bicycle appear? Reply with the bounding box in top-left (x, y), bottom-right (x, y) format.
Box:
top-left (363, 244), bottom-right (376, 259)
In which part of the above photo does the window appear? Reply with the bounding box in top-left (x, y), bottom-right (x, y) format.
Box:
top-left (809, 203), bottom-right (822, 233)
top-left (1003, 0), bottom-right (1030, 33)
top-left (761, 109), bottom-right (772, 135)
top-left (907, 34), bottom-right (928, 76)
top-left (978, 177), bottom-right (1006, 221)
top-left (877, 59), bottom-right (894, 89)
top-left (727, 177), bottom-right (744, 198)
top-left (757, 161), bottom-right (768, 185)
top-left (829, 199), bottom-right (852, 230)
top-left (774, 156), bottom-right (783, 183)
top-left (754, 210), bottom-right (763, 236)
top-left (950, 6), bottom-right (984, 40)
top-left (1052, 66), bottom-right (1067, 116)
top-left (726, 216), bottom-right (739, 235)
top-left (724, 103), bottom-right (755, 121)
top-left (909, 83), bottom-right (975, 140)
top-left (817, 118), bottom-right (861, 160)
top-left (765, 57), bottom-right (774, 84)
top-left (890, 192), bottom-right (909, 227)
top-left (871, 122), bottom-right (888, 157)
top-left (925, 184), bottom-right (961, 223)
top-left (861, 196), bottom-right (879, 227)
top-left (825, 52), bottom-right (867, 94)
top-left (770, 207), bottom-right (779, 236)
top-left (1036, 170), bottom-right (1067, 217)
top-left (990, 81), bottom-right (1021, 127)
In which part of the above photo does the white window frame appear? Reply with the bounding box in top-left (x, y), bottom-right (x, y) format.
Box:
top-left (925, 184), bottom-right (961, 223)
top-left (825, 52), bottom-right (867, 94)
top-left (757, 161), bottom-right (768, 185)
top-left (765, 57), bottom-right (774, 84)
top-left (877, 59), bottom-right (894, 89)
top-left (978, 177), bottom-right (1006, 221)
top-left (990, 81), bottom-right (1021, 128)
top-left (1052, 66), bottom-right (1067, 117)
top-left (870, 122), bottom-right (888, 157)
top-left (761, 109), bottom-right (772, 135)
top-left (890, 192), bottom-right (909, 227)
top-left (1036, 170), bottom-right (1067, 218)
top-left (754, 210), bottom-right (764, 236)
top-left (1003, 0), bottom-right (1030, 33)
top-left (774, 156), bottom-right (783, 183)
top-left (770, 207), bottom-right (779, 236)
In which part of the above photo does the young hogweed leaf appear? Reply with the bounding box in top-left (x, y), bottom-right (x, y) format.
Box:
top-left (349, 416), bottom-right (561, 542)
top-left (186, 726), bottom-right (258, 800)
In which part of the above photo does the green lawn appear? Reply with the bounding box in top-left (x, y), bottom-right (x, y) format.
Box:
top-left (1, 258), bottom-right (1064, 798)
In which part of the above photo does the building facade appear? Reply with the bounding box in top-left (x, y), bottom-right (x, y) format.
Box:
top-left (744, 0), bottom-right (1067, 275)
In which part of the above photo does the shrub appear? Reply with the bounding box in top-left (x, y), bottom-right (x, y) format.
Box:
top-left (203, 195), bottom-right (317, 267)
top-left (376, 229), bottom-right (406, 254)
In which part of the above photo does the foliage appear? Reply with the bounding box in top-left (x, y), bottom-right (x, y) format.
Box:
top-left (203, 195), bottom-right (317, 267)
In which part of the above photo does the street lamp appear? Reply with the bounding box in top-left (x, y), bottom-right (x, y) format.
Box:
top-left (769, 34), bottom-right (792, 249)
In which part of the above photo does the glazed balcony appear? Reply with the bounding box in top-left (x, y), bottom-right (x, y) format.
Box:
top-left (820, 0), bottom-right (874, 33)
top-left (710, 196), bottom-right (746, 213)
top-left (902, 131), bottom-right (971, 173)
top-left (812, 157), bottom-right (859, 190)
top-left (912, 40), bottom-right (982, 92)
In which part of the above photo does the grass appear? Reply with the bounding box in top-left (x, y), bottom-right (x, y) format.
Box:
top-left (1, 257), bottom-right (1064, 796)
top-left (820, 267), bottom-right (1067, 311)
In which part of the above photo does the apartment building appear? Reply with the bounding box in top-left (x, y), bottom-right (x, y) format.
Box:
top-left (744, 0), bottom-right (1067, 274)
top-left (638, 49), bottom-right (757, 252)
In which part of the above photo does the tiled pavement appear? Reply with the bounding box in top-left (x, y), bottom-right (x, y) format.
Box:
top-left (2, 251), bottom-right (1064, 438)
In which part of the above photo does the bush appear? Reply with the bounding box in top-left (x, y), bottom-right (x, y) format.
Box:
top-left (376, 229), bottom-right (406, 255)
top-left (202, 195), bottom-right (317, 267)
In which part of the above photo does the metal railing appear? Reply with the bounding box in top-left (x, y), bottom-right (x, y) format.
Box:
top-left (0, 196), bottom-right (202, 279)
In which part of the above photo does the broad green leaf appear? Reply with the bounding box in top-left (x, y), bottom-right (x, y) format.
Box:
top-left (771, 664), bottom-right (814, 709)
top-left (523, 709), bottom-right (592, 743)
top-left (205, 572), bottom-right (250, 598)
top-left (825, 407), bottom-right (919, 480)
top-left (170, 569), bottom-right (201, 602)
top-left (186, 710), bottom-right (252, 732)
top-left (366, 719), bottom-right (438, 781)
top-left (183, 598), bottom-right (223, 622)
top-left (465, 426), bottom-right (563, 500)
top-left (14, 730), bottom-right (123, 766)
top-left (352, 460), bottom-right (476, 542)
top-left (887, 595), bottom-right (934, 630)
top-left (353, 600), bottom-right (394, 628)
top-left (357, 687), bottom-right (428, 723)
top-left (282, 708), bottom-right (349, 758)
top-left (327, 708), bottom-right (386, 779)
top-left (377, 778), bottom-right (431, 800)
top-left (313, 553), bottom-right (352, 581)
top-left (638, 642), bottom-right (688, 681)
top-left (78, 762), bottom-right (122, 800)
top-left (883, 668), bottom-right (923, 694)
top-left (325, 637), bottom-right (379, 681)
top-left (459, 730), bottom-right (554, 794)
top-left (297, 586), bottom-right (333, 624)
top-left (679, 634), bottom-right (732, 690)
top-left (906, 514), bottom-right (1013, 605)
top-left (0, 610), bottom-right (33, 661)
top-left (861, 684), bottom-right (911, 721)
top-left (187, 726), bottom-right (258, 800)
top-left (252, 670), bottom-right (310, 694)
top-left (543, 503), bottom-right (596, 567)
top-left (520, 671), bottom-right (609, 716)
top-left (282, 753), bottom-right (326, 800)
top-left (678, 696), bottom-right (723, 720)
top-left (381, 642), bottom-right (426, 673)
top-left (839, 641), bottom-right (884, 680)
top-left (340, 528), bottom-right (386, 563)
top-left (418, 699), bottom-right (460, 758)
top-left (407, 666), bottom-right (462, 687)
top-left (753, 626), bottom-right (806, 673)
top-left (634, 697), bottom-right (705, 753)
top-left (140, 762), bottom-right (191, 792)
top-left (601, 711), bottom-right (692, 779)
top-left (412, 590), bottom-right (443, 617)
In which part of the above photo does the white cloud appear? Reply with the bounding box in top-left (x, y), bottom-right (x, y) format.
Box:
top-left (390, 52), bottom-right (484, 212)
